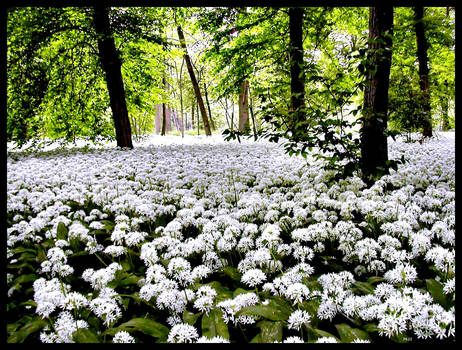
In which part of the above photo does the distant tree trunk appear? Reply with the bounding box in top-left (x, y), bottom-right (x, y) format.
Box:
top-left (203, 82), bottom-right (216, 131)
top-left (414, 6), bottom-right (433, 138)
top-left (179, 59), bottom-right (185, 137)
top-left (441, 80), bottom-right (449, 131)
top-left (161, 75), bottom-right (167, 136)
top-left (360, 7), bottom-right (394, 179)
top-left (197, 100), bottom-right (200, 135)
top-left (248, 83), bottom-right (257, 139)
top-left (93, 6), bottom-right (133, 148)
top-left (238, 79), bottom-right (250, 133)
top-left (230, 97), bottom-right (235, 131)
top-left (177, 25), bottom-right (212, 136)
top-left (191, 96), bottom-right (195, 130)
top-left (288, 7), bottom-right (306, 124)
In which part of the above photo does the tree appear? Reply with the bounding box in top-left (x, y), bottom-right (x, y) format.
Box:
top-left (238, 79), bottom-right (250, 133)
top-left (360, 7), bottom-right (394, 179)
top-left (414, 6), bottom-right (432, 138)
top-left (93, 7), bottom-right (133, 149)
top-left (177, 25), bottom-right (212, 136)
top-left (288, 7), bottom-right (305, 123)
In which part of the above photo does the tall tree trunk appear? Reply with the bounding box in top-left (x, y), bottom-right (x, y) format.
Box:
top-left (179, 58), bottom-right (185, 137)
top-left (414, 6), bottom-right (433, 138)
top-left (230, 97), bottom-right (235, 131)
top-left (197, 100), bottom-right (200, 135)
top-left (441, 80), bottom-right (449, 131)
top-left (177, 25), bottom-right (212, 136)
top-left (248, 83), bottom-right (257, 139)
top-left (161, 75), bottom-right (167, 136)
top-left (191, 96), bottom-right (195, 130)
top-left (360, 7), bottom-right (394, 179)
top-left (238, 79), bottom-right (250, 133)
top-left (288, 7), bottom-right (306, 124)
top-left (203, 82), bottom-right (216, 131)
top-left (93, 6), bottom-right (133, 149)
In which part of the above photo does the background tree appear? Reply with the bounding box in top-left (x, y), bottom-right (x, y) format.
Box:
top-left (359, 7), bottom-right (394, 180)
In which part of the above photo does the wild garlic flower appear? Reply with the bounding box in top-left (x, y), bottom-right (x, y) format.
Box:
top-left (241, 268), bottom-right (267, 287)
top-left (287, 309), bottom-right (311, 330)
top-left (113, 331), bottom-right (136, 343)
top-left (167, 323), bottom-right (199, 343)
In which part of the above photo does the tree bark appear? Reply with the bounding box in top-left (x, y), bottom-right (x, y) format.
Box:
top-left (414, 6), bottom-right (433, 138)
top-left (93, 6), bottom-right (133, 148)
top-left (248, 83), bottom-right (258, 139)
top-left (161, 75), bottom-right (167, 136)
top-left (177, 25), bottom-right (212, 136)
top-left (440, 80), bottom-right (449, 131)
top-left (360, 7), bottom-right (394, 179)
top-left (288, 7), bottom-right (306, 123)
top-left (238, 79), bottom-right (250, 133)
top-left (203, 82), bottom-right (216, 131)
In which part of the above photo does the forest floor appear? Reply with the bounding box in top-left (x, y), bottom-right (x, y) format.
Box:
top-left (6, 131), bottom-right (455, 343)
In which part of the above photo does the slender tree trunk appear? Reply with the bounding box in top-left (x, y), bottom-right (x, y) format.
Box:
top-left (441, 80), bottom-right (449, 131)
top-left (203, 82), bottom-right (216, 131)
top-left (177, 25), bottom-right (212, 136)
top-left (230, 97), bottom-right (235, 131)
top-left (197, 100), bottom-right (200, 135)
top-left (93, 6), bottom-right (133, 148)
top-left (161, 75), bottom-right (167, 136)
top-left (248, 83), bottom-right (257, 139)
top-left (191, 96), bottom-right (195, 130)
top-left (288, 7), bottom-right (306, 124)
top-left (360, 7), bottom-right (394, 179)
top-left (238, 79), bottom-right (250, 133)
top-left (179, 58), bottom-right (185, 137)
top-left (414, 6), bottom-right (433, 138)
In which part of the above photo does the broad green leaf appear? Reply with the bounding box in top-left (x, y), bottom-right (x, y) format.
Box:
top-left (312, 328), bottom-right (340, 342)
top-left (72, 328), bottom-right (100, 343)
top-left (256, 320), bottom-right (283, 343)
top-left (426, 279), bottom-right (451, 309)
top-left (201, 308), bottom-right (229, 340)
top-left (183, 310), bottom-right (202, 326)
top-left (222, 266), bottom-right (242, 282)
top-left (7, 318), bottom-right (47, 343)
top-left (250, 333), bottom-right (264, 343)
top-left (335, 323), bottom-right (370, 343)
top-left (236, 298), bottom-right (292, 321)
top-left (13, 273), bottom-right (37, 285)
top-left (353, 281), bottom-right (375, 295)
top-left (56, 221), bottom-right (68, 240)
top-left (104, 318), bottom-right (169, 340)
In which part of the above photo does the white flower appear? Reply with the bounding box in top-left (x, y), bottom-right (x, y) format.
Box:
top-left (384, 262), bottom-right (418, 285)
top-left (167, 323), bottom-right (199, 343)
top-left (241, 268), bottom-right (267, 287)
top-left (113, 331), bottom-right (136, 343)
top-left (287, 309), bottom-right (311, 330)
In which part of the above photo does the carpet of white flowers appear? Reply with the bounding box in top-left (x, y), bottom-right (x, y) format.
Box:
top-left (7, 134), bottom-right (455, 343)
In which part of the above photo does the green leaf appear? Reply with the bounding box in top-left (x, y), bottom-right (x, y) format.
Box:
top-left (104, 318), bottom-right (169, 340)
top-left (56, 221), bottom-right (68, 240)
top-left (312, 328), bottom-right (340, 342)
top-left (353, 281), bottom-right (375, 295)
top-left (426, 279), bottom-right (451, 309)
top-left (183, 310), bottom-right (202, 326)
top-left (256, 320), bottom-right (283, 343)
top-left (72, 328), bottom-right (100, 343)
top-left (7, 318), bottom-right (47, 343)
top-left (335, 323), bottom-right (370, 343)
top-left (201, 308), bottom-right (229, 340)
top-left (222, 266), bottom-right (242, 282)
top-left (236, 298), bottom-right (292, 322)
top-left (13, 273), bottom-right (37, 285)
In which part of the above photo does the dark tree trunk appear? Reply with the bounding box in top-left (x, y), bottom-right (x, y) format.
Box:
top-left (191, 97), bottom-right (195, 130)
top-left (238, 79), bottom-right (250, 133)
top-left (441, 80), bottom-right (450, 131)
top-left (414, 6), bottom-right (433, 138)
top-left (161, 75), bottom-right (167, 136)
top-left (248, 83), bottom-right (257, 139)
top-left (177, 25), bottom-right (212, 136)
top-left (360, 7), bottom-right (394, 179)
top-left (288, 7), bottom-right (306, 123)
top-left (203, 82), bottom-right (216, 131)
top-left (93, 6), bottom-right (133, 149)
